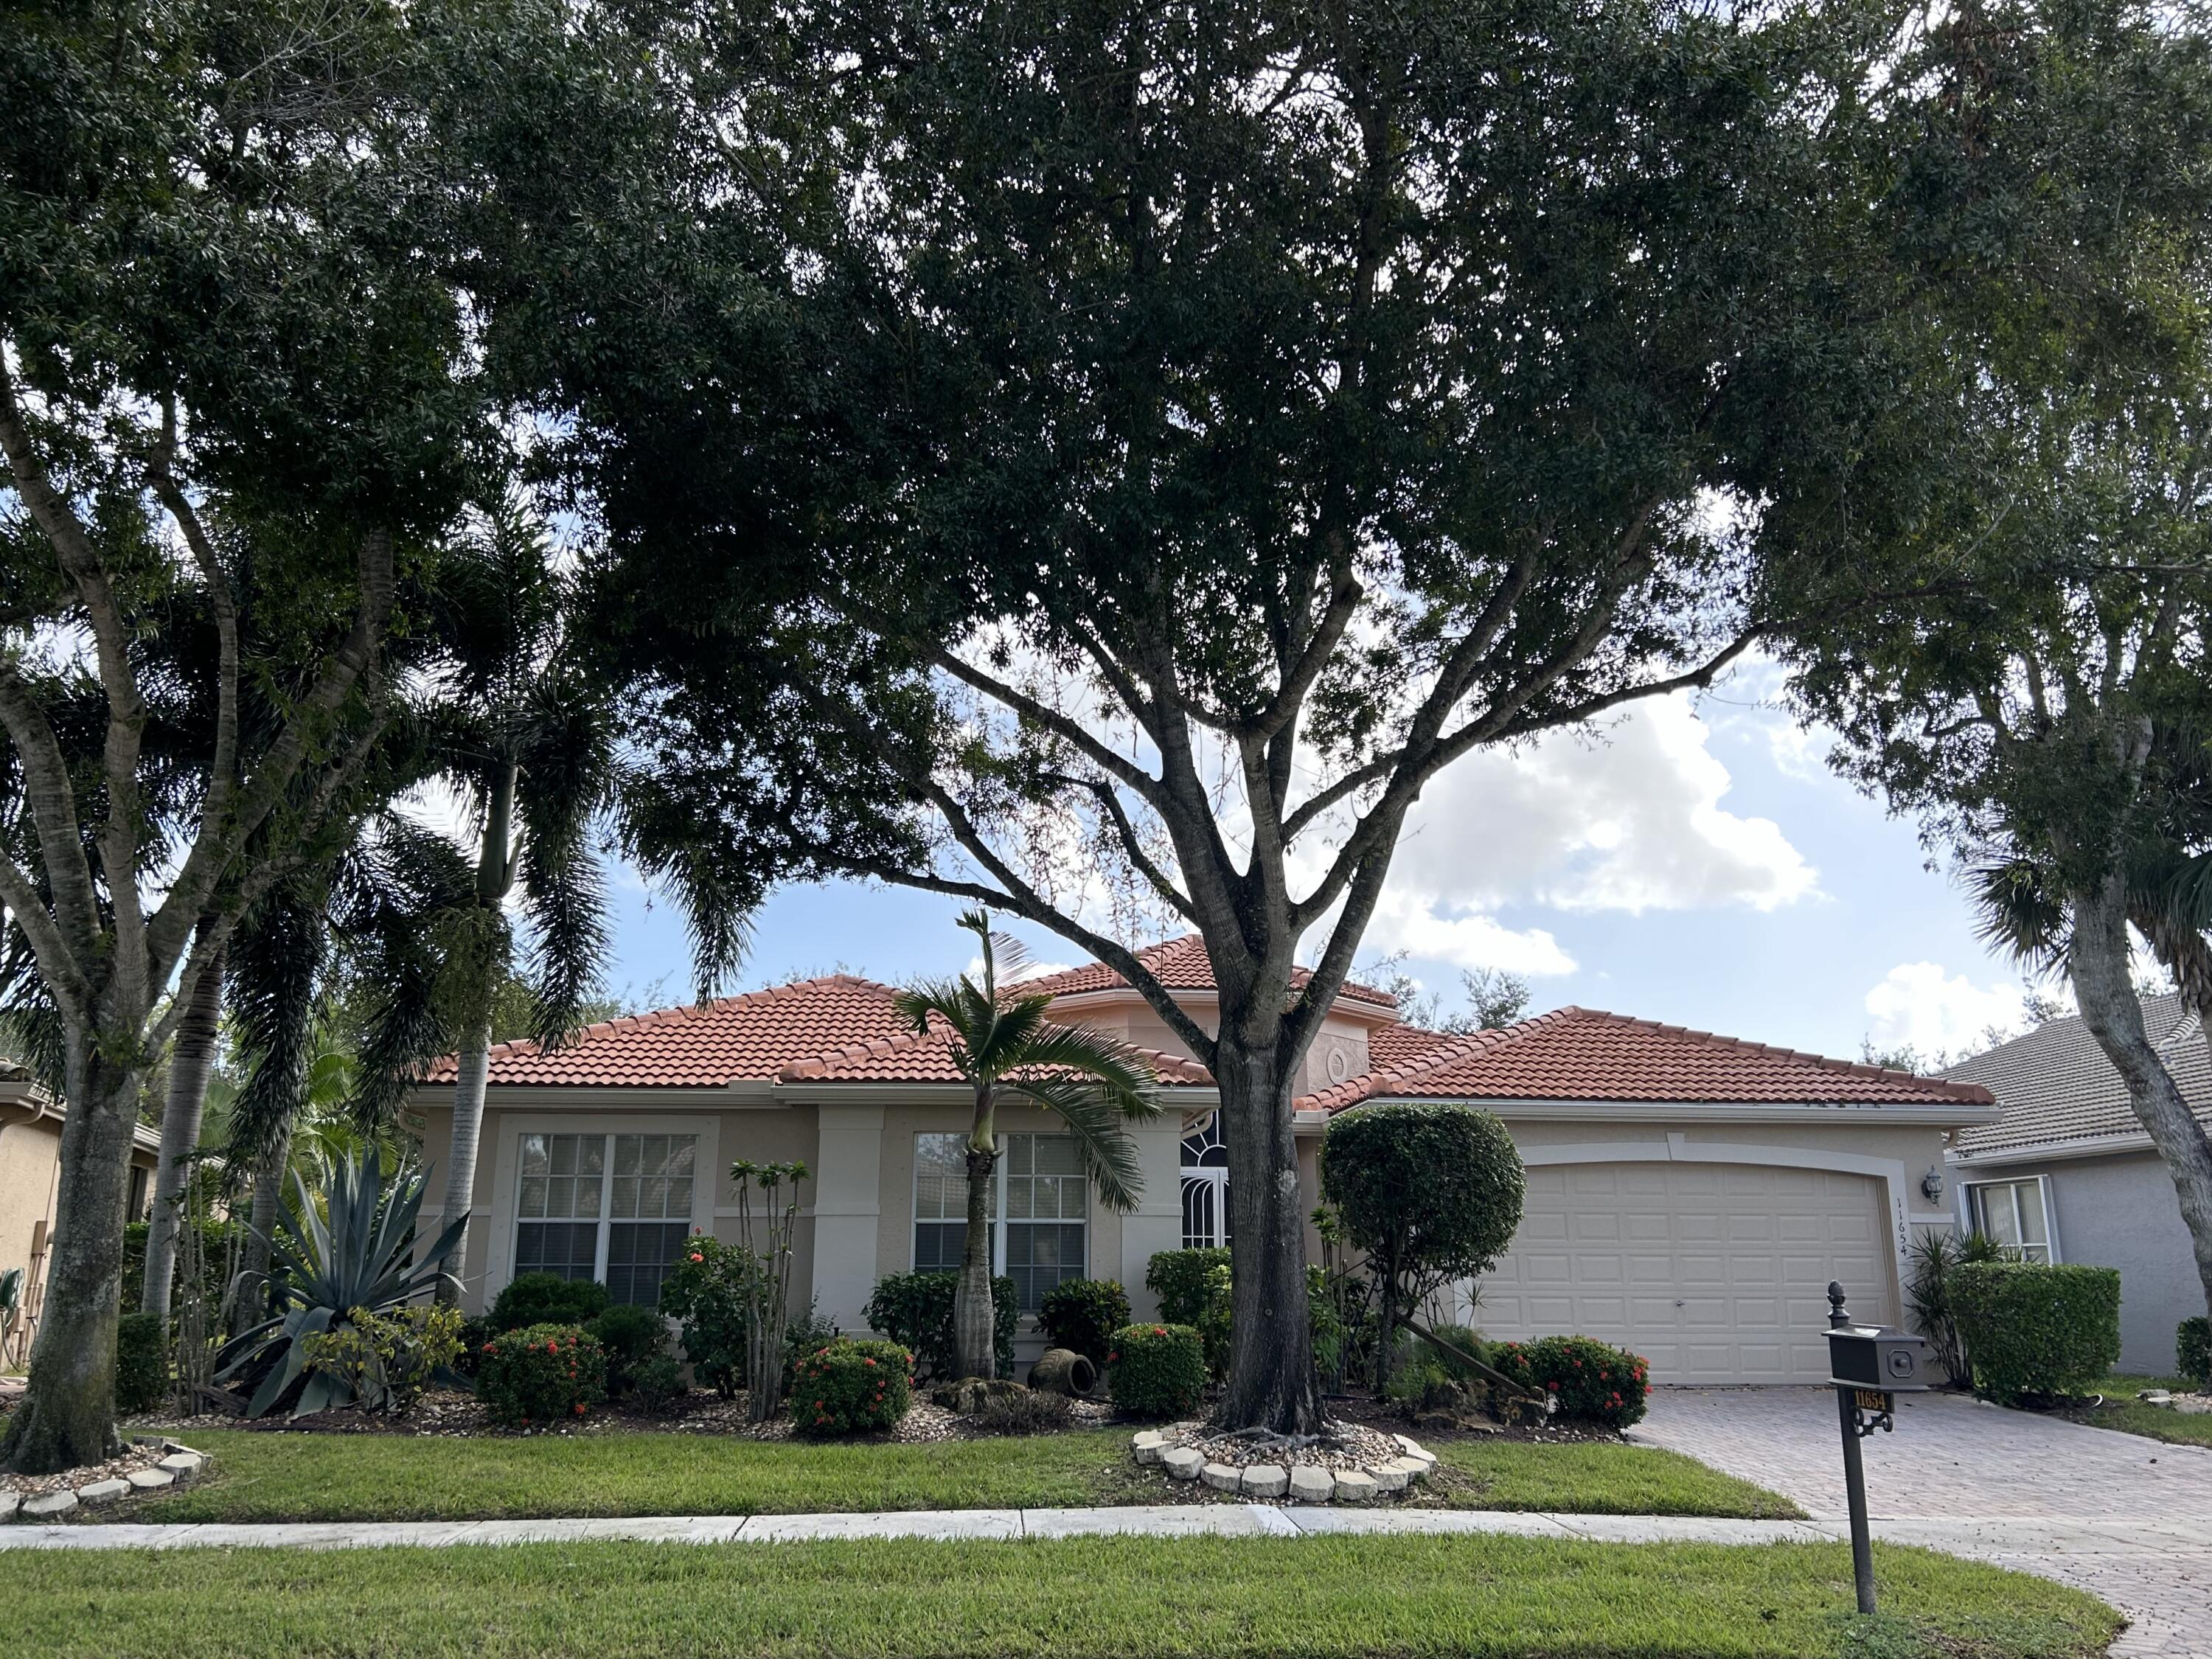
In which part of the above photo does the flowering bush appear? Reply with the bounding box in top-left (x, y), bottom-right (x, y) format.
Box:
top-left (1491, 1335), bottom-right (1649, 1429)
top-left (1105, 1323), bottom-right (1207, 1419)
top-left (476, 1322), bottom-right (608, 1428)
top-left (658, 1234), bottom-right (759, 1397)
top-left (791, 1338), bottom-right (913, 1436)
top-left (302, 1304), bottom-right (465, 1414)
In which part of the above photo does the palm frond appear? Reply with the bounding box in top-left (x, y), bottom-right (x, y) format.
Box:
top-left (1009, 1078), bottom-right (1152, 1211)
top-left (514, 673), bottom-right (616, 1048)
top-left (223, 876), bottom-right (332, 1179)
top-left (1969, 855), bottom-right (2070, 972)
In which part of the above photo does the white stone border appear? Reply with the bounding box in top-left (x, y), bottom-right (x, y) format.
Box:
top-left (1, 1437), bottom-right (206, 1523)
top-left (1133, 1429), bottom-right (1435, 1503)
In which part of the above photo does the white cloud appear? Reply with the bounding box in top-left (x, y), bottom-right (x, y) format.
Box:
top-left (1863, 962), bottom-right (2023, 1057)
top-left (1345, 694), bottom-right (1816, 972)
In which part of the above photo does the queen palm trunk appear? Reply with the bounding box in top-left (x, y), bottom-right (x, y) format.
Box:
top-left (436, 1020), bottom-right (493, 1307)
top-left (956, 1139), bottom-right (998, 1380)
top-left (2073, 874), bottom-right (2212, 1323)
top-left (1, 1042), bottom-right (144, 1473)
top-left (232, 1125), bottom-right (293, 1338)
top-left (141, 942), bottom-right (226, 1320)
top-left (1214, 1036), bottom-right (1322, 1435)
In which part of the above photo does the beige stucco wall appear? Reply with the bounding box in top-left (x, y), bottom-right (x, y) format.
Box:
top-left (0, 1106), bottom-right (63, 1293)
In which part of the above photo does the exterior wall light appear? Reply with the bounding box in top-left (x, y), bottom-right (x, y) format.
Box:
top-left (1920, 1165), bottom-right (1944, 1203)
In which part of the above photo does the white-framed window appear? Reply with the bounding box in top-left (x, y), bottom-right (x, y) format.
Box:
top-left (515, 1132), bottom-right (697, 1304)
top-left (1966, 1176), bottom-right (2056, 1264)
top-left (913, 1132), bottom-right (1088, 1312)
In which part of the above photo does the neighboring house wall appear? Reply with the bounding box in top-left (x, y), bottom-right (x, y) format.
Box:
top-left (1951, 1146), bottom-right (2206, 1374)
top-left (0, 1105), bottom-right (62, 1295)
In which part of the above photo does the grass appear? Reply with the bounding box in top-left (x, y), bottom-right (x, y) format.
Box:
top-left (10, 1533), bottom-right (2119, 1658)
top-left (138, 1425), bottom-right (1798, 1523)
top-left (2055, 1373), bottom-right (2212, 1450)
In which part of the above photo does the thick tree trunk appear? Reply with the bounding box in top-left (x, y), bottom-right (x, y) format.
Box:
top-left (141, 942), bottom-right (226, 1321)
top-left (1214, 1036), bottom-right (1322, 1434)
top-left (2, 1043), bottom-right (143, 1475)
top-left (955, 1141), bottom-right (998, 1380)
top-left (436, 1020), bottom-right (493, 1308)
top-left (2073, 876), bottom-right (2212, 1324)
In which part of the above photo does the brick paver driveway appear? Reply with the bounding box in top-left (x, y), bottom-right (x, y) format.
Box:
top-left (1632, 1387), bottom-right (2212, 1658)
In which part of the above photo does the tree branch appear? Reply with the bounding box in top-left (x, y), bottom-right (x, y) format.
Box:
top-left (147, 396), bottom-right (243, 860)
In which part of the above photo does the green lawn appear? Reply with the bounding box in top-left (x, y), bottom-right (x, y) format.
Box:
top-left (138, 1425), bottom-right (1796, 1522)
top-left (2058, 1374), bottom-right (2212, 1449)
top-left (10, 1533), bottom-right (2118, 1659)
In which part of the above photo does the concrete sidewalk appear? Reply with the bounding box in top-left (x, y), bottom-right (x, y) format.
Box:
top-left (1, 1501), bottom-right (2204, 1559)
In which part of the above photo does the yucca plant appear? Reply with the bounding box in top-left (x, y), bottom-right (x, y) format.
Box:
top-left (219, 1149), bottom-right (467, 1418)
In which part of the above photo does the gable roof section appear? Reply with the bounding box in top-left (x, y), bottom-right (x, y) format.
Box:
top-left (1301, 1006), bottom-right (1992, 1113)
top-left (1026, 933), bottom-right (1399, 1009)
top-left (1945, 992), bottom-right (2212, 1155)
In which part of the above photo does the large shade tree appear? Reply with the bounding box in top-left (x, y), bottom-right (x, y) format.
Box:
top-left (1779, 1), bottom-right (2212, 1326)
top-left (551, 0), bottom-right (1957, 1430)
top-left (0, 0), bottom-right (494, 1471)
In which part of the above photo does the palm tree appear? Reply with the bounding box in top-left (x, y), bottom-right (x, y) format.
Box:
top-left (894, 912), bottom-right (1161, 1380)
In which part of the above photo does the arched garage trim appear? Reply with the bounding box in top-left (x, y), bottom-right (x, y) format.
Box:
top-left (1512, 1133), bottom-right (1915, 1319)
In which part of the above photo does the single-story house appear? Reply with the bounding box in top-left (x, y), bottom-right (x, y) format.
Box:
top-left (414, 934), bottom-right (1997, 1382)
top-left (0, 1065), bottom-right (162, 1357)
top-left (1944, 993), bottom-right (2212, 1374)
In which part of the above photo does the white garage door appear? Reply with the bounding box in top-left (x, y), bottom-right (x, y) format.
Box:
top-left (1473, 1161), bottom-right (1897, 1382)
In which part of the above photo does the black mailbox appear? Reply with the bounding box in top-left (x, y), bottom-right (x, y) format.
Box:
top-left (1825, 1321), bottom-right (1928, 1393)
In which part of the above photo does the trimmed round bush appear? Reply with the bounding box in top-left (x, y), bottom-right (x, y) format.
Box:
top-left (114, 1310), bottom-right (167, 1413)
top-left (1951, 1262), bottom-right (2121, 1405)
top-left (1492, 1335), bottom-right (1650, 1429)
top-left (588, 1303), bottom-right (668, 1394)
top-left (657, 1235), bottom-right (756, 1397)
top-left (1038, 1278), bottom-right (1130, 1364)
top-left (2179, 1315), bottom-right (2211, 1386)
top-left (490, 1272), bottom-right (610, 1332)
top-left (792, 1338), bottom-right (914, 1436)
top-left (477, 1322), bottom-right (608, 1428)
top-left (1144, 1248), bottom-right (1230, 1326)
top-left (630, 1354), bottom-right (686, 1413)
top-left (1106, 1323), bottom-right (1207, 1419)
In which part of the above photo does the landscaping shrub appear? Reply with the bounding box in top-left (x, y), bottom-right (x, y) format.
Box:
top-left (791, 1338), bottom-right (914, 1436)
top-left (863, 1270), bottom-right (1017, 1380)
top-left (1492, 1335), bottom-right (1650, 1429)
top-left (1145, 1248), bottom-right (1231, 1325)
top-left (122, 1217), bottom-right (237, 1316)
top-left (1321, 1102), bottom-right (1523, 1392)
top-left (302, 1304), bottom-right (464, 1413)
top-left (1906, 1230), bottom-right (2014, 1388)
top-left (588, 1304), bottom-right (668, 1395)
top-left (972, 1385), bottom-right (1072, 1435)
top-left (2180, 1315), bottom-right (2211, 1387)
top-left (454, 1315), bottom-right (496, 1380)
top-left (630, 1354), bottom-right (686, 1413)
top-left (114, 1310), bottom-right (167, 1413)
top-left (658, 1235), bottom-right (757, 1397)
top-left (1951, 1262), bottom-right (2121, 1404)
top-left (1037, 1278), bottom-right (1130, 1364)
top-left (781, 1301), bottom-right (841, 1382)
top-left (476, 1323), bottom-right (608, 1428)
top-left (490, 1272), bottom-right (610, 1332)
top-left (1106, 1323), bottom-right (1207, 1418)
top-left (1194, 1262), bottom-right (1234, 1380)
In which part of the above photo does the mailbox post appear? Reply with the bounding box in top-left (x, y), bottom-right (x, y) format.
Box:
top-left (1823, 1281), bottom-right (1927, 1615)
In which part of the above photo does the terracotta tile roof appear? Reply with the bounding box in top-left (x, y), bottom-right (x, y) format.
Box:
top-left (423, 975), bottom-right (913, 1087)
top-left (1300, 1006), bottom-right (1993, 1113)
top-left (779, 1023), bottom-right (1213, 1087)
top-left (1026, 933), bottom-right (1399, 1009)
top-left (1946, 993), bottom-right (2212, 1155)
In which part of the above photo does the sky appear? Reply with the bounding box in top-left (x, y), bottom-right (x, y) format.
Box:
top-left (588, 658), bottom-right (2049, 1068)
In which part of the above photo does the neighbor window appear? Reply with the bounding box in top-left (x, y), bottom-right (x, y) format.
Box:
top-left (1966, 1178), bottom-right (2055, 1264)
top-left (515, 1132), bottom-right (697, 1304)
top-left (913, 1132), bottom-right (1087, 1312)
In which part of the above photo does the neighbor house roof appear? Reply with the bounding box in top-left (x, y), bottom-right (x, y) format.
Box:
top-left (1944, 992), bottom-right (2212, 1157)
top-left (1026, 933), bottom-right (1398, 1010)
top-left (1298, 1006), bottom-right (1994, 1113)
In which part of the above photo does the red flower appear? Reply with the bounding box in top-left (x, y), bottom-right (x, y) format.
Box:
top-left (689, 1253), bottom-right (704, 1263)
top-left (1152, 1326), bottom-right (1166, 1337)
top-left (1546, 1381), bottom-right (1559, 1391)
top-left (574, 1402), bottom-right (587, 1416)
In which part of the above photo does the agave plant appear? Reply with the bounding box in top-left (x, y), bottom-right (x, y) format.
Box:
top-left (219, 1148), bottom-right (467, 1418)
top-left (0, 1265), bottom-right (23, 1365)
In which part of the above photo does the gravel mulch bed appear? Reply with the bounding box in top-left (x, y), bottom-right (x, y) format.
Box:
top-left (1152, 1419), bottom-right (1406, 1474)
